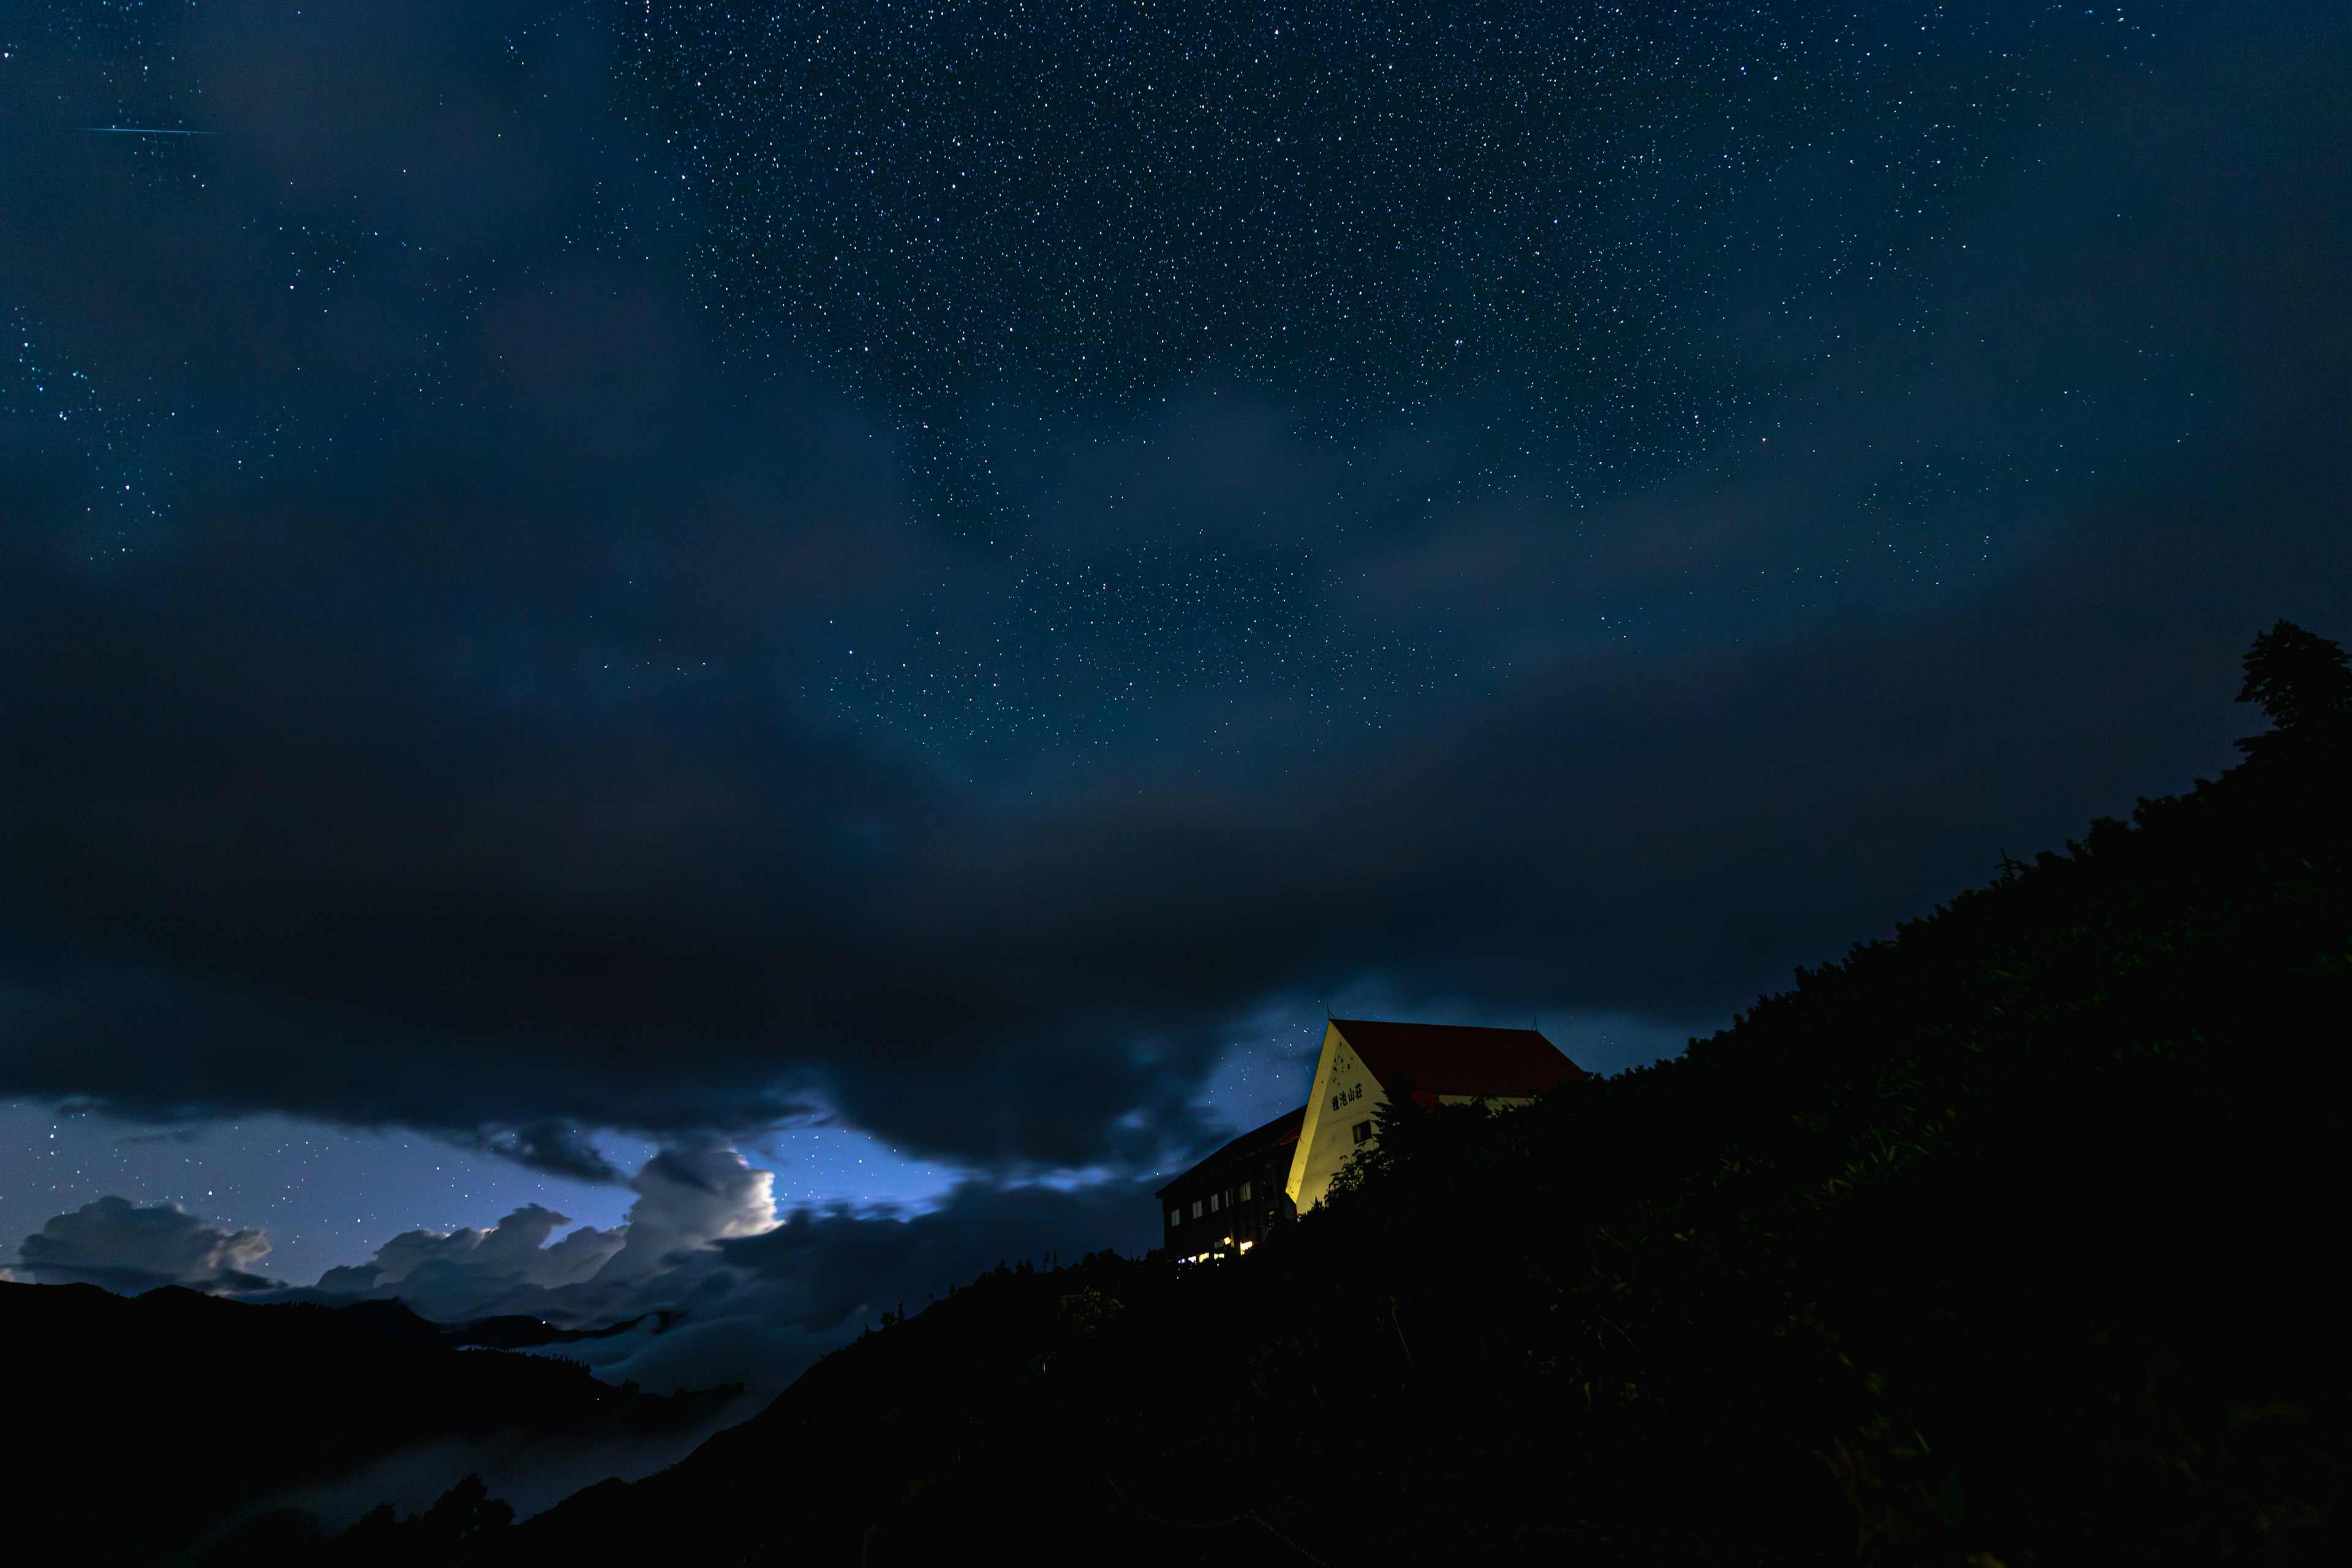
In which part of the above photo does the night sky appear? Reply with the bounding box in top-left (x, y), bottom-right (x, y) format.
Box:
top-left (3, 0), bottom-right (2347, 1394)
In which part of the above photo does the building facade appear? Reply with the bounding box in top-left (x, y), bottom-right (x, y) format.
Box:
top-left (1158, 1020), bottom-right (1586, 1261)
top-left (1156, 1106), bottom-right (1303, 1262)
top-left (1287, 1017), bottom-right (1586, 1212)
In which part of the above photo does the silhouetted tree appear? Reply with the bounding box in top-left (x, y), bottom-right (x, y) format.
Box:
top-left (327, 1477), bottom-right (511, 1565)
top-left (332, 1504), bottom-right (402, 1567)
top-left (419, 1474), bottom-right (514, 1547)
top-left (2236, 619), bottom-right (2351, 748)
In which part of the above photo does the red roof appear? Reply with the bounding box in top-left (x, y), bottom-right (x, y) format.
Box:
top-left (1330, 1019), bottom-right (1585, 1099)
top-left (1155, 1106), bottom-right (1306, 1200)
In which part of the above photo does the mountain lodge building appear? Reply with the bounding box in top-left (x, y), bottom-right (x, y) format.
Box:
top-left (1154, 1106), bottom-right (1304, 1263)
top-left (1158, 1019), bottom-right (1586, 1261)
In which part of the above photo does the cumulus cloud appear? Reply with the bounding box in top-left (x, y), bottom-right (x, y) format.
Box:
top-left (312, 1203), bottom-right (624, 1302)
top-left (262, 1144), bottom-right (1157, 1395)
top-left (16, 1196), bottom-right (276, 1293)
top-left (595, 1141), bottom-right (780, 1278)
top-left (306, 1145), bottom-right (776, 1324)
top-left (17, 1142), bottom-right (1162, 1395)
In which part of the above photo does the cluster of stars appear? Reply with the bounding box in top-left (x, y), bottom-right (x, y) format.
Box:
top-left (6, 2), bottom-right (2172, 753)
top-left (602, 1), bottom-right (2056, 741)
top-left (625, 1), bottom-right (1951, 437)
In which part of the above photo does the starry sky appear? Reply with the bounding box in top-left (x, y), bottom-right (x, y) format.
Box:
top-left (2, 0), bottom-right (2347, 1382)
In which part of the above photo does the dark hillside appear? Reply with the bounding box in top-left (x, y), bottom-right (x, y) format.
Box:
top-left (454, 625), bottom-right (2352, 1563)
top-left (0, 1281), bottom-right (732, 1562)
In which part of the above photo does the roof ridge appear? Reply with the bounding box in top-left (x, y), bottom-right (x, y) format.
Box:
top-left (1332, 1017), bottom-right (1585, 1098)
top-left (1153, 1105), bottom-right (1306, 1198)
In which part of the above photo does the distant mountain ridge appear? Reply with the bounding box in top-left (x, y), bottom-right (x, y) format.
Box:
top-left (331, 1295), bottom-right (669, 1352)
top-left (0, 1280), bottom-right (736, 1563)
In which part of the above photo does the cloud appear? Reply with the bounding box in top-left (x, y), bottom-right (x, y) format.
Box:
top-left (3, 1161), bottom-right (1160, 1516)
top-left (571, 1174), bottom-right (1161, 1396)
top-left (309, 1144), bottom-right (772, 1321)
top-left (15, 1196), bottom-right (276, 1293)
top-left (457, 1125), bottom-right (623, 1184)
top-left (312, 1203), bottom-right (624, 1300)
top-left (0, 0), bottom-right (2345, 1191)
top-left (715, 1177), bottom-right (1158, 1332)
top-left (278, 1145), bottom-right (1156, 1395)
top-left (595, 1142), bottom-right (779, 1280)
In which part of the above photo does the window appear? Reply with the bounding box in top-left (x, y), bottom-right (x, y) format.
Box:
top-left (1208, 1193), bottom-right (1219, 1212)
top-left (1238, 1181), bottom-right (1253, 1201)
top-left (1169, 1208), bottom-right (1182, 1227)
top-left (1191, 1199), bottom-right (1203, 1218)
top-left (1224, 1189), bottom-right (1235, 1209)
top-left (1352, 1119), bottom-right (1373, 1145)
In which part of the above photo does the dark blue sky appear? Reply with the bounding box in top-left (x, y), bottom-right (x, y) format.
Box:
top-left (2, 0), bottom-right (2346, 1385)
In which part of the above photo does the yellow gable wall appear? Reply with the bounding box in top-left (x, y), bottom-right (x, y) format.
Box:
top-left (1286, 1020), bottom-right (1544, 1212)
top-left (1286, 1022), bottom-right (1390, 1212)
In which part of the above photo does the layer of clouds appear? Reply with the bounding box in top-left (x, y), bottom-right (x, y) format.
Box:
top-left (290, 1145), bottom-right (1154, 1395)
top-left (13, 1139), bottom-right (1155, 1395)
top-left (311, 1142), bottom-right (772, 1316)
top-left (15, 1195), bottom-right (277, 1293)
top-left (571, 1175), bottom-right (1159, 1395)
top-left (0, 1), bottom-right (2344, 1186)
top-left (312, 1203), bottom-right (622, 1299)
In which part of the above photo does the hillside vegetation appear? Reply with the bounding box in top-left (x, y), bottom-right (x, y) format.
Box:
top-left (412, 625), bottom-right (2348, 1564)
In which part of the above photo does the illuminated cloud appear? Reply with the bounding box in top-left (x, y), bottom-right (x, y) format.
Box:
top-left (15, 1196), bottom-right (275, 1294)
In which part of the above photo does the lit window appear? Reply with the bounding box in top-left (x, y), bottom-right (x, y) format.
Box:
top-left (1238, 1240), bottom-right (1254, 1252)
top-left (1208, 1193), bottom-right (1219, 1212)
top-left (1352, 1119), bottom-right (1373, 1145)
top-left (1169, 1208), bottom-right (1182, 1226)
top-left (1191, 1199), bottom-right (1203, 1218)
top-left (1238, 1181), bottom-right (1252, 1201)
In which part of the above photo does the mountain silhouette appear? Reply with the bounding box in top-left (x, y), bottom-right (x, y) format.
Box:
top-left (0, 1281), bottom-right (733, 1563)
